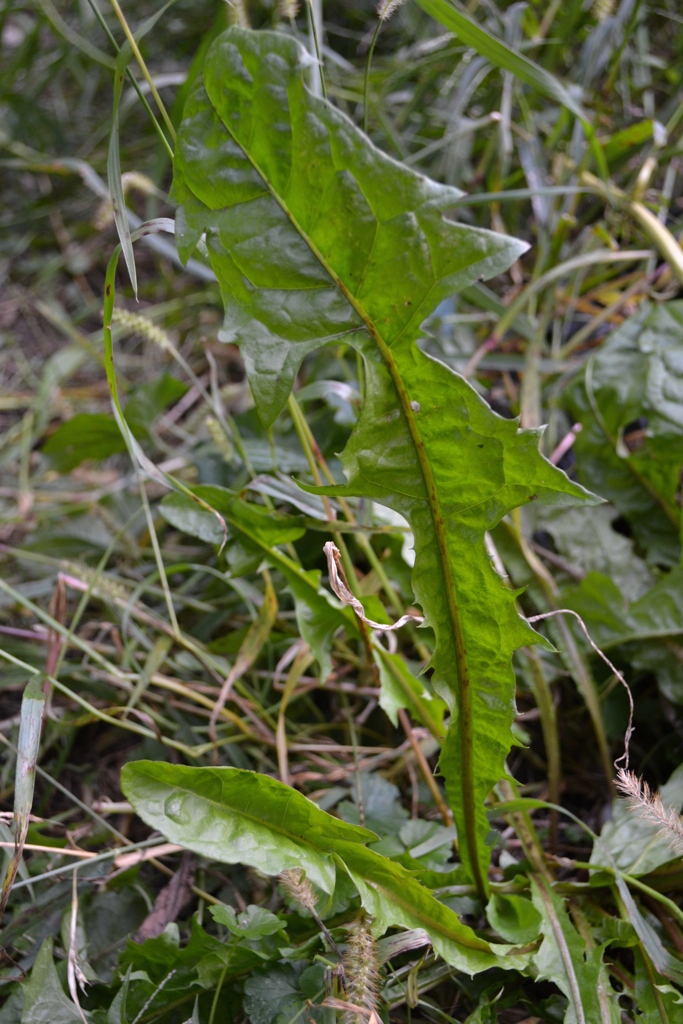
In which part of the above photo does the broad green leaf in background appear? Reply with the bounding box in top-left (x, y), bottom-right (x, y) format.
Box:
top-left (42, 413), bottom-right (127, 472)
top-left (121, 761), bottom-right (519, 974)
top-left (172, 26), bottom-right (595, 895)
top-left (568, 300), bottom-right (683, 567)
top-left (532, 505), bottom-right (655, 602)
top-left (564, 566), bottom-right (683, 705)
top-left (590, 797), bottom-right (683, 879)
top-left (564, 567), bottom-right (683, 651)
top-left (242, 964), bottom-right (308, 1024)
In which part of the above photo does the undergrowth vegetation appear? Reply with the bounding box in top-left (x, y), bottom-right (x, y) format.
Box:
top-left (1, 0), bottom-right (683, 1021)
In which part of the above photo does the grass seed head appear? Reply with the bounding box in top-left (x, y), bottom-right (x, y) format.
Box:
top-left (343, 914), bottom-right (380, 1024)
top-left (280, 868), bottom-right (318, 913)
top-left (110, 308), bottom-right (171, 352)
top-left (376, 0), bottom-right (406, 21)
top-left (615, 768), bottom-right (683, 853)
top-left (278, 0), bottom-right (300, 19)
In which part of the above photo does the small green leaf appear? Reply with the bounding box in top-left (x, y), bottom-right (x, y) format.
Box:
top-left (486, 893), bottom-right (542, 945)
top-left (374, 646), bottom-right (446, 738)
top-left (20, 936), bottom-right (85, 1024)
top-left (209, 904), bottom-right (286, 939)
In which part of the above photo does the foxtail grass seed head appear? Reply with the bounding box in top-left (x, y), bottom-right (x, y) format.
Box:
top-left (376, 0), bottom-right (405, 21)
top-left (343, 915), bottom-right (380, 1024)
top-left (615, 768), bottom-right (683, 853)
top-left (60, 564), bottom-right (130, 604)
top-left (279, 868), bottom-right (318, 914)
top-left (110, 308), bottom-right (171, 352)
top-left (225, 0), bottom-right (250, 28)
top-left (94, 172), bottom-right (156, 230)
top-left (205, 416), bottom-right (235, 464)
top-left (593, 0), bottom-right (615, 21)
top-left (278, 0), bottom-right (299, 19)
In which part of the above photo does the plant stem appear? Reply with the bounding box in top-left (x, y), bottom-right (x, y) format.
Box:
top-left (363, 19), bottom-right (383, 135)
top-left (109, 0), bottom-right (177, 144)
top-left (506, 511), bottom-right (615, 797)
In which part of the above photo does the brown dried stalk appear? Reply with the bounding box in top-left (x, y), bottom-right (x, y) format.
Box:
top-left (324, 541), bottom-right (423, 633)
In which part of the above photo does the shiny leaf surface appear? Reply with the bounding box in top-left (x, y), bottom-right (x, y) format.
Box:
top-left (121, 761), bottom-right (518, 975)
top-left (172, 26), bottom-right (595, 892)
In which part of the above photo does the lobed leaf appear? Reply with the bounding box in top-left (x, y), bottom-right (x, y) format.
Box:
top-left (172, 26), bottom-right (596, 892)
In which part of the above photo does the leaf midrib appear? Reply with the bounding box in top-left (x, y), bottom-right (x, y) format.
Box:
top-left (338, 845), bottom-right (493, 953)
top-left (198, 77), bottom-right (484, 897)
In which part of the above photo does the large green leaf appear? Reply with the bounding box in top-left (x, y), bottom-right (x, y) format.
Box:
top-left (172, 27), bottom-right (595, 892)
top-left (121, 761), bottom-right (518, 975)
